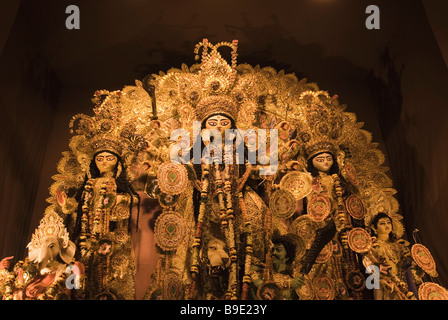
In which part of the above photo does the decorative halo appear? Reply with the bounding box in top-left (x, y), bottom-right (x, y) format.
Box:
top-left (315, 241), bottom-right (333, 264)
top-left (307, 194), bottom-right (331, 222)
top-left (312, 276), bottom-right (335, 300)
top-left (411, 244), bottom-right (438, 277)
top-left (345, 195), bottom-right (366, 220)
top-left (269, 188), bottom-right (297, 219)
top-left (347, 228), bottom-right (372, 253)
top-left (157, 162), bottom-right (189, 195)
top-left (162, 269), bottom-right (184, 300)
top-left (295, 277), bottom-right (314, 300)
top-left (279, 171), bottom-right (312, 200)
top-left (154, 211), bottom-right (186, 251)
top-left (418, 282), bottom-right (448, 300)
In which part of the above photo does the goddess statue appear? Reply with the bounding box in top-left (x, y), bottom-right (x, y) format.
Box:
top-left (362, 212), bottom-right (420, 300)
top-left (2, 39), bottom-right (447, 301)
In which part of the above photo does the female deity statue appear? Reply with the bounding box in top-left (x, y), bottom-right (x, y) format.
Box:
top-left (65, 145), bottom-right (140, 300)
top-left (362, 212), bottom-right (419, 300)
top-left (50, 88), bottom-right (151, 299)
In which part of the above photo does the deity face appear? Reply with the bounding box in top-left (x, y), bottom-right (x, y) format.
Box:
top-left (95, 151), bottom-right (118, 174)
top-left (205, 115), bottom-right (232, 138)
top-left (271, 243), bottom-right (287, 269)
top-left (312, 152), bottom-right (334, 174)
top-left (375, 217), bottom-right (392, 237)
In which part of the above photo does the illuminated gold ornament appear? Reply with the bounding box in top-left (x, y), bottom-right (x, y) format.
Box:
top-left (307, 194), bottom-right (331, 222)
top-left (411, 244), bottom-right (438, 277)
top-left (290, 215), bottom-right (320, 249)
top-left (269, 188), bottom-right (296, 219)
top-left (162, 268), bottom-right (184, 300)
top-left (345, 270), bottom-right (366, 292)
top-left (312, 275), bottom-right (335, 300)
top-left (159, 193), bottom-right (179, 208)
top-left (157, 162), bottom-right (189, 195)
top-left (347, 227), bottom-right (372, 253)
top-left (340, 162), bottom-right (359, 186)
top-left (418, 282), bottom-right (448, 300)
top-left (345, 195), bottom-right (367, 220)
top-left (154, 211), bottom-right (186, 252)
top-left (256, 281), bottom-right (282, 300)
top-left (296, 90), bottom-right (343, 160)
top-left (279, 171), bottom-right (313, 200)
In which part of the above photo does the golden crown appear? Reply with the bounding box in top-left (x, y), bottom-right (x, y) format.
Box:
top-left (149, 39), bottom-right (244, 127)
top-left (68, 87), bottom-right (151, 169)
top-left (295, 90), bottom-right (345, 159)
top-left (192, 39), bottom-right (240, 122)
top-left (27, 211), bottom-right (70, 252)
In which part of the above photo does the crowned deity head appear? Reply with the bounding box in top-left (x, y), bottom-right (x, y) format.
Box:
top-left (27, 211), bottom-right (76, 273)
top-left (307, 151), bottom-right (340, 177)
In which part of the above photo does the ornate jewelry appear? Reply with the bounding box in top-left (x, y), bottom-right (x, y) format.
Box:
top-left (279, 171), bottom-right (313, 200)
top-left (411, 244), bottom-right (438, 277)
top-left (269, 188), bottom-right (296, 219)
top-left (256, 281), bottom-right (283, 300)
top-left (341, 162), bottom-right (359, 186)
top-left (312, 276), bottom-right (335, 300)
top-left (157, 162), bottom-right (189, 195)
top-left (307, 194), bottom-right (331, 222)
top-left (345, 194), bottom-right (366, 220)
top-left (154, 211), bottom-right (186, 252)
top-left (418, 282), bottom-right (448, 300)
top-left (162, 268), bottom-right (184, 300)
top-left (347, 228), bottom-right (372, 253)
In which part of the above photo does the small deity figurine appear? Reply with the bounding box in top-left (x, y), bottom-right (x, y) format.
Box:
top-left (0, 211), bottom-right (79, 300)
top-left (362, 212), bottom-right (418, 300)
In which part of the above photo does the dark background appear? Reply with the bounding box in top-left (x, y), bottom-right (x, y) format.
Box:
top-left (1, 0), bottom-right (448, 290)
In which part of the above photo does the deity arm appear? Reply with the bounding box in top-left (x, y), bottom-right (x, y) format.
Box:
top-left (116, 193), bottom-right (139, 207)
top-left (56, 189), bottom-right (78, 215)
top-left (0, 256), bottom-right (14, 270)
